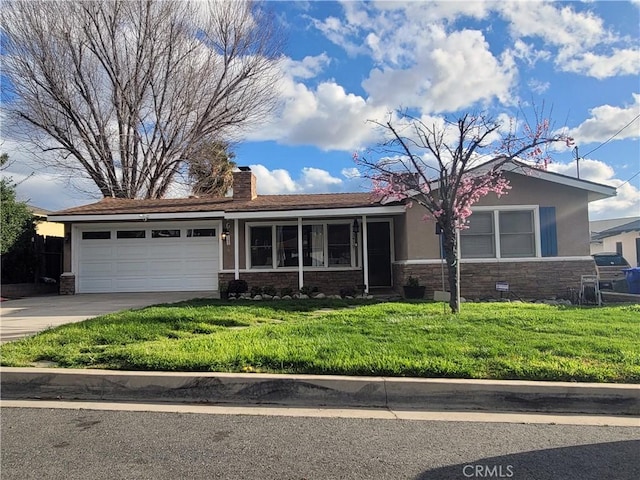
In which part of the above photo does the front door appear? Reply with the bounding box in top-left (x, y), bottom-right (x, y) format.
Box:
top-left (367, 221), bottom-right (392, 287)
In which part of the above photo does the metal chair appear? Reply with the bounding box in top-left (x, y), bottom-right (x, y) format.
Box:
top-left (579, 275), bottom-right (602, 306)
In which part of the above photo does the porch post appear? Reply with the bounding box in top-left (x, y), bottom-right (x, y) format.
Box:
top-left (234, 219), bottom-right (240, 280)
top-left (362, 215), bottom-right (369, 293)
top-left (298, 217), bottom-right (304, 290)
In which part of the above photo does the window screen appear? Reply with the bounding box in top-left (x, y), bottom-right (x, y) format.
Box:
top-left (499, 211), bottom-right (535, 257)
top-left (328, 224), bottom-right (351, 266)
top-left (250, 226), bottom-right (273, 267)
top-left (460, 212), bottom-right (495, 258)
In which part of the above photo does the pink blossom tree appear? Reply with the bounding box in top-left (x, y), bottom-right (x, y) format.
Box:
top-left (357, 112), bottom-right (572, 313)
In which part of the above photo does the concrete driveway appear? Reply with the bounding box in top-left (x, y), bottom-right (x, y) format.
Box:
top-left (0, 292), bottom-right (215, 344)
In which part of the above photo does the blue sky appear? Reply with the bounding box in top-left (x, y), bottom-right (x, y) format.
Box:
top-left (2, 0), bottom-right (639, 220)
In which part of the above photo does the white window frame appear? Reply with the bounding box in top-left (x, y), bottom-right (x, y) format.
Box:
top-left (461, 206), bottom-right (541, 259)
top-left (245, 220), bottom-right (358, 270)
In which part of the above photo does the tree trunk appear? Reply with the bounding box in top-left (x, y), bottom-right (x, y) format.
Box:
top-left (442, 223), bottom-right (460, 313)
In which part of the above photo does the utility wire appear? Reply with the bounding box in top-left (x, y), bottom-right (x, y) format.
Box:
top-left (581, 114), bottom-right (640, 158)
top-left (618, 169), bottom-right (640, 188)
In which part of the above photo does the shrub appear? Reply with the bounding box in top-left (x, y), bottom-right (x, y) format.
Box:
top-left (300, 285), bottom-right (318, 296)
top-left (406, 276), bottom-right (421, 287)
top-left (280, 287), bottom-right (294, 297)
top-left (227, 279), bottom-right (248, 294)
top-left (262, 285), bottom-right (277, 296)
top-left (250, 285), bottom-right (263, 297)
top-left (339, 286), bottom-right (356, 298)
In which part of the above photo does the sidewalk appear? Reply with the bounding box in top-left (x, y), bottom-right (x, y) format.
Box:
top-left (1, 367), bottom-right (638, 416)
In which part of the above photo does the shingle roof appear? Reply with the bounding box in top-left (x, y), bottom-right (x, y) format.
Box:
top-left (53, 192), bottom-right (381, 216)
top-left (593, 219), bottom-right (640, 239)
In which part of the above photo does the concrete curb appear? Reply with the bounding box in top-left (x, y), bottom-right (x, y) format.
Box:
top-left (1, 367), bottom-right (638, 416)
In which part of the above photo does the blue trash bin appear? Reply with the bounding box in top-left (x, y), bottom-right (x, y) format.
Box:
top-left (622, 267), bottom-right (640, 294)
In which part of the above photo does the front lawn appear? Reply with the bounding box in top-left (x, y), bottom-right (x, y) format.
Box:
top-left (1, 300), bottom-right (638, 383)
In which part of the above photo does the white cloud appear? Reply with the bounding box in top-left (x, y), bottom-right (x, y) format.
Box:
top-left (279, 53), bottom-right (331, 80)
top-left (341, 167), bottom-right (360, 179)
top-left (500, 2), bottom-right (607, 52)
top-left (527, 79), bottom-right (550, 95)
top-left (250, 164), bottom-right (366, 194)
top-left (567, 94), bottom-right (640, 144)
top-left (547, 158), bottom-right (640, 220)
top-left (499, 2), bottom-right (638, 79)
top-left (248, 164), bottom-right (299, 194)
top-left (246, 78), bottom-right (389, 150)
top-left (561, 48), bottom-right (640, 79)
top-left (362, 29), bottom-right (517, 113)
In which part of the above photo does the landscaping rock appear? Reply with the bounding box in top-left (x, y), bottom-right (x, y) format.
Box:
top-left (262, 294), bottom-right (273, 300)
top-left (272, 295), bottom-right (281, 300)
top-left (298, 294), bottom-right (309, 299)
top-left (282, 295), bottom-right (292, 300)
top-left (313, 293), bottom-right (326, 299)
top-left (252, 295), bottom-right (263, 301)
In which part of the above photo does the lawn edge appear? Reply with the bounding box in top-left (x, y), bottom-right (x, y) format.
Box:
top-left (2, 367), bottom-right (638, 416)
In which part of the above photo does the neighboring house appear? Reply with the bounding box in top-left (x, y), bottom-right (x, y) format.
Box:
top-left (591, 219), bottom-right (640, 267)
top-left (29, 205), bottom-right (65, 238)
top-left (49, 162), bottom-right (616, 299)
top-left (590, 216), bottom-right (640, 256)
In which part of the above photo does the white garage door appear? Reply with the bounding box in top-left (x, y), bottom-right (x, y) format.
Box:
top-left (77, 223), bottom-right (219, 293)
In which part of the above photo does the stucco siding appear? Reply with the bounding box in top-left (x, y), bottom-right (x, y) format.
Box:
top-left (601, 230), bottom-right (640, 267)
top-left (400, 172), bottom-right (592, 260)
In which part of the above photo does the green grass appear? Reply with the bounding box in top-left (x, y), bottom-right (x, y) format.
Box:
top-left (1, 299), bottom-right (638, 383)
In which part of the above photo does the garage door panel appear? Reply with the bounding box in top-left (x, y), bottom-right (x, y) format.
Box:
top-left (148, 276), bottom-right (217, 291)
top-left (113, 277), bottom-right (152, 291)
top-left (115, 261), bottom-right (149, 275)
top-left (80, 245), bottom-right (114, 260)
top-left (78, 225), bottom-right (219, 293)
top-left (116, 245), bottom-right (149, 258)
top-left (80, 262), bottom-right (114, 276)
top-left (79, 278), bottom-right (113, 293)
top-left (148, 244), bottom-right (185, 257)
top-left (182, 259), bottom-right (216, 275)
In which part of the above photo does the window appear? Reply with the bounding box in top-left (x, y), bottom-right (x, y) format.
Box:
top-left (461, 212), bottom-right (495, 258)
top-left (248, 222), bottom-right (353, 269)
top-left (276, 226), bottom-right (299, 267)
top-left (616, 242), bottom-right (623, 256)
top-left (460, 209), bottom-right (537, 259)
top-left (82, 231), bottom-right (111, 240)
top-left (151, 229), bottom-right (180, 238)
top-left (499, 211), bottom-right (535, 257)
top-left (328, 224), bottom-right (351, 266)
top-left (187, 228), bottom-right (216, 237)
top-left (117, 230), bottom-right (146, 239)
top-left (303, 225), bottom-right (324, 266)
top-left (250, 226), bottom-right (272, 268)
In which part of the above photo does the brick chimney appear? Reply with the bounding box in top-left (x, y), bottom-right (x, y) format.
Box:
top-left (232, 167), bottom-right (257, 200)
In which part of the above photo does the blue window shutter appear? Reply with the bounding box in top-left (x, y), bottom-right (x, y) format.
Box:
top-left (540, 207), bottom-right (558, 257)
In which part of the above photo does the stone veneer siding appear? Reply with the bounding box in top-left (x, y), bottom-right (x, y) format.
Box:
top-left (393, 260), bottom-right (596, 300)
top-left (219, 269), bottom-right (364, 295)
top-left (59, 273), bottom-right (76, 295)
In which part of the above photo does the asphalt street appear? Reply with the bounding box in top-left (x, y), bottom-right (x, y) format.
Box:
top-left (2, 406), bottom-right (639, 480)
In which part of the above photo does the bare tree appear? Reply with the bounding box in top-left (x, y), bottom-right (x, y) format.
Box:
top-left (187, 141), bottom-right (236, 197)
top-left (357, 110), bottom-right (572, 313)
top-left (1, 0), bottom-right (283, 199)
